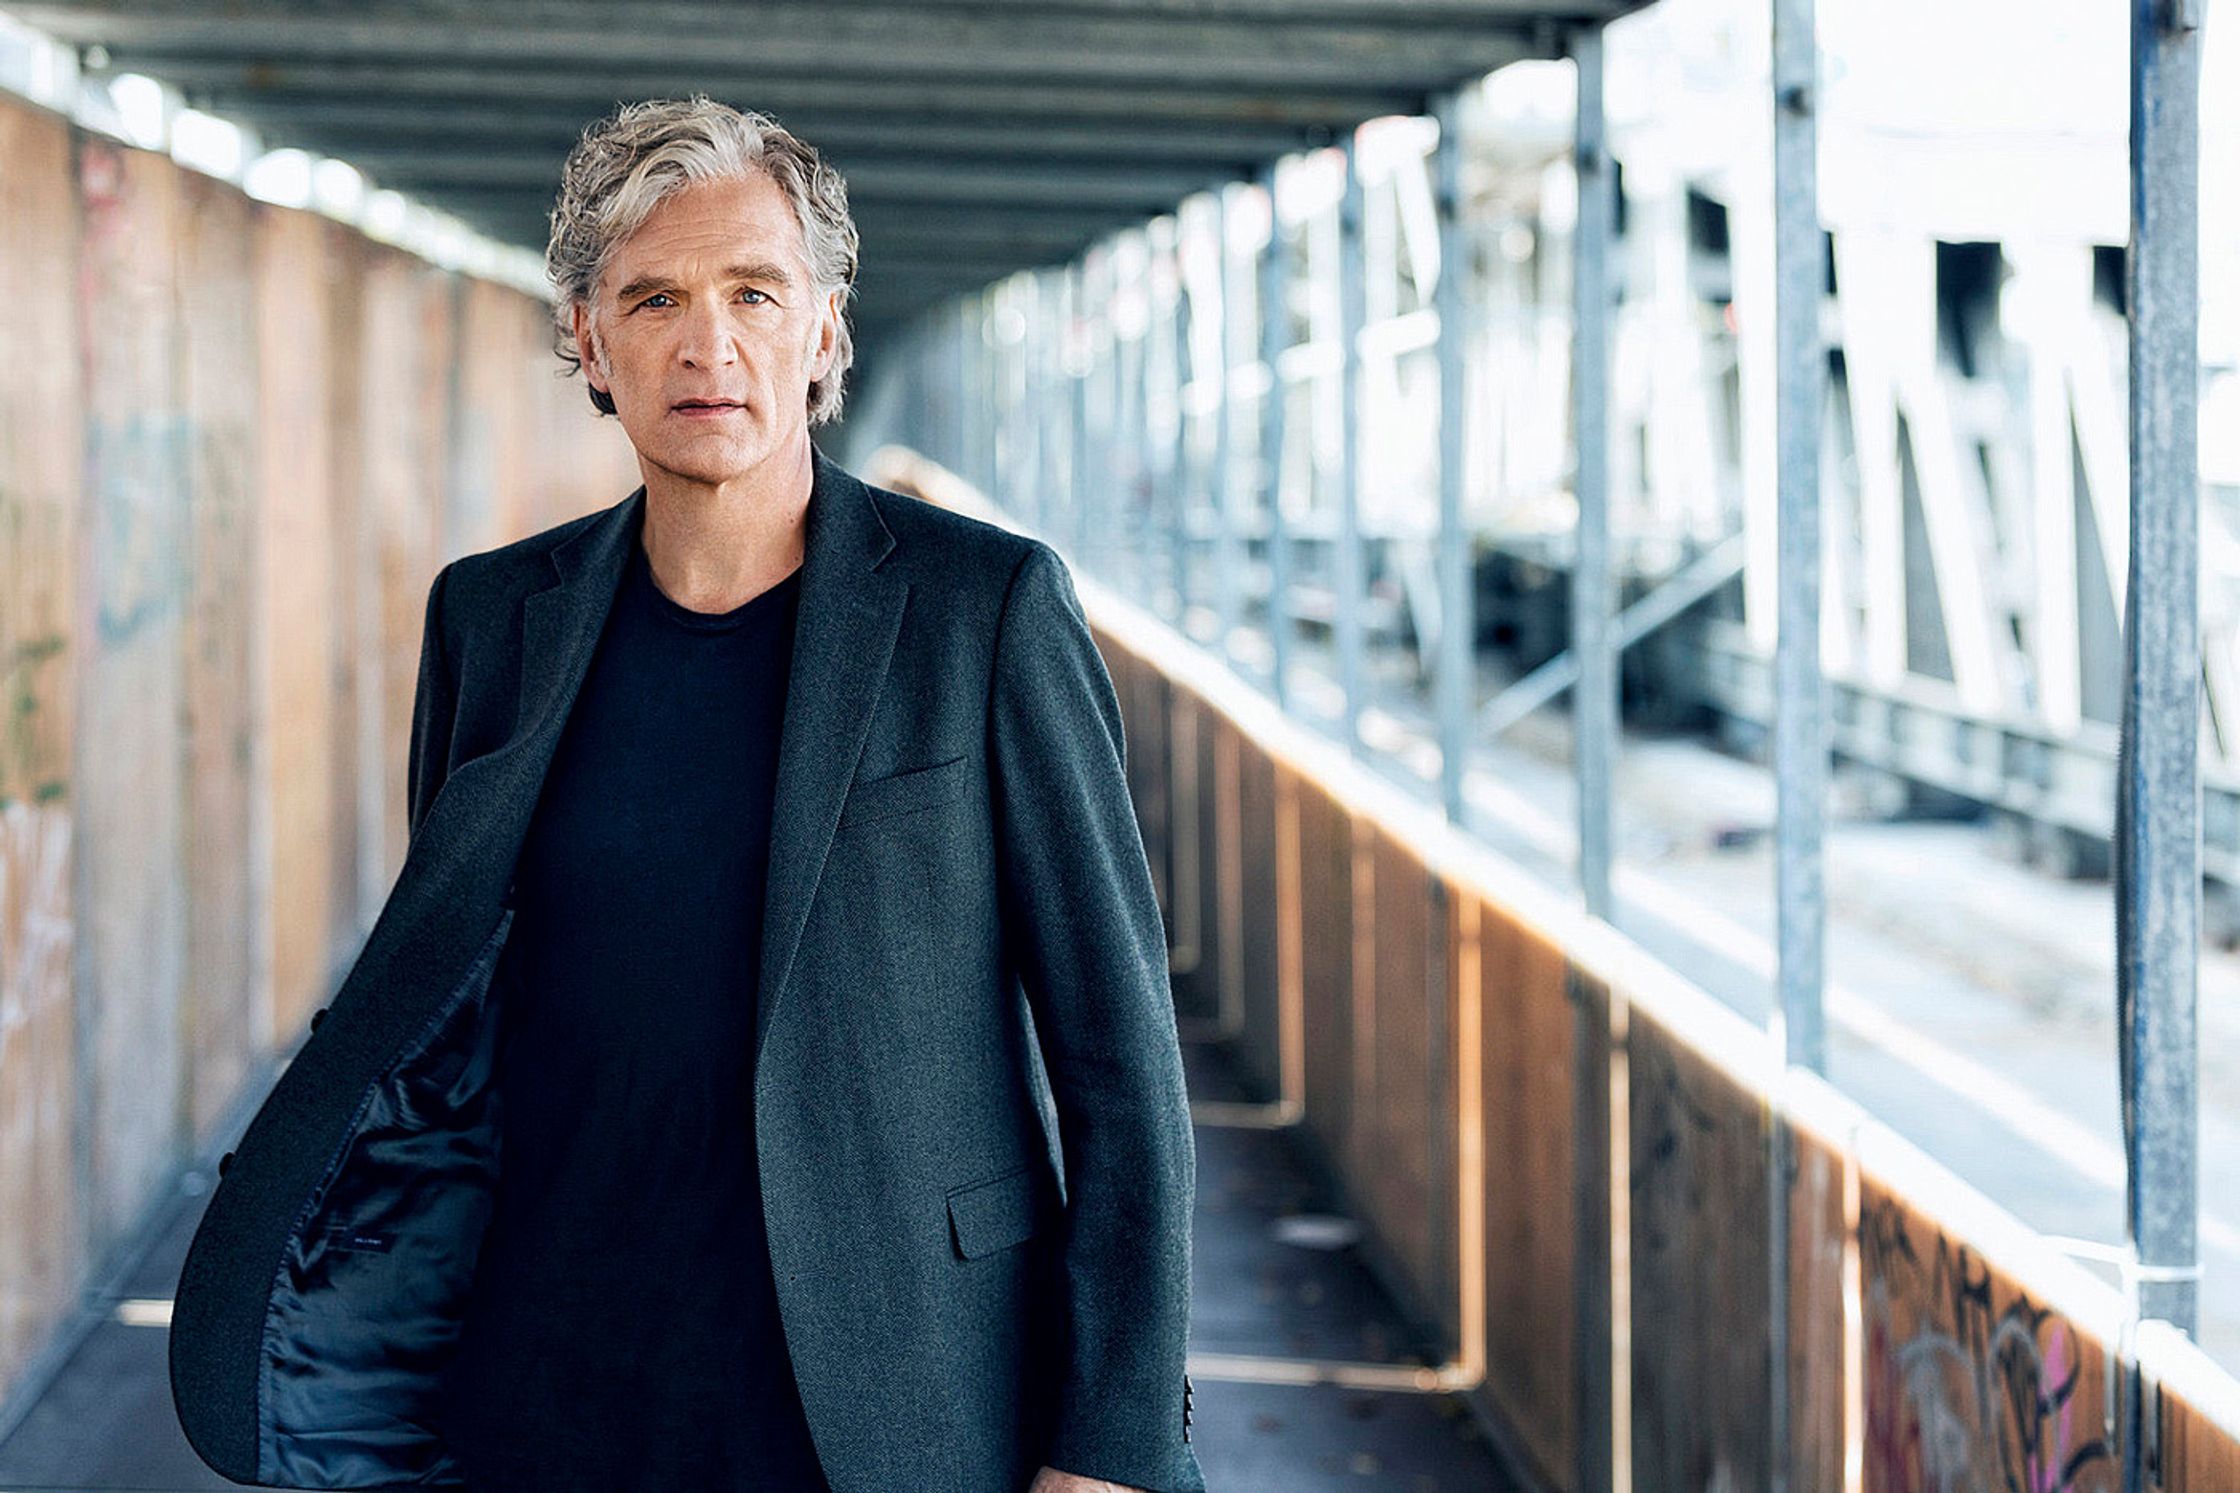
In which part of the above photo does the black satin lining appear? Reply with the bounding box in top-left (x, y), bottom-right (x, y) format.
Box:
top-left (260, 909), bottom-right (515, 1489)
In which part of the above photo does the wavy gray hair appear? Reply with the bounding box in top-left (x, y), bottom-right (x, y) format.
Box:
top-left (546, 95), bottom-right (860, 426)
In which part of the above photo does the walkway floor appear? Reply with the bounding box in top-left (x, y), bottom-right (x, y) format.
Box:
top-left (0, 1034), bottom-right (1517, 1492)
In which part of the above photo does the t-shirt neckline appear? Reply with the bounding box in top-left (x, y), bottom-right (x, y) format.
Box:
top-left (635, 543), bottom-right (802, 634)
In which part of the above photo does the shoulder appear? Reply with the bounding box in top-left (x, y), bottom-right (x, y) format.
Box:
top-left (858, 476), bottom-right (1058, 607)
top-left (444, 495), bottom-right (621, 597)
top-left (436, 490), bottom-right (631, 617)
top-left (424, 490), bottom-right (633, 664)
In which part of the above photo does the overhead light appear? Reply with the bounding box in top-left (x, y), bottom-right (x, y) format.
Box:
top-left (108, 70), bottom-right (167, 148)
top-left (243, 146), bottom-right (313, 207)
top-left (362, 189), bottom-right (409, 240)
top-left (311, 156), bottom-right (364, 216)
top-left (172, 108), bottom-right (244, 179)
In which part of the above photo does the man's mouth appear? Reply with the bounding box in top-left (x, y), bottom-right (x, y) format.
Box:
top-left (673, 399), bottom-right (744, 411)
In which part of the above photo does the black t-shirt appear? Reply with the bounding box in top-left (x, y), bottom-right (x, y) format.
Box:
top-left (436, 536), bottom-right (829, 1492)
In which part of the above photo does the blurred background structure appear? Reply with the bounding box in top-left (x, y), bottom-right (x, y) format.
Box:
top-left (0, 0), bottom-right (2236, 1488)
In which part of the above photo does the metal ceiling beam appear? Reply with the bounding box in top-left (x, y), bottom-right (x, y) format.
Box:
top-left (845, 0), bottom-right (1621, 15)
top-left (30, 0), bottom-right (1627, 22)
top-left (253, 132), bottom-right (1263, 191)
top-left (202, 99), bottom-right (1331, 164)
top-left (105, 59), bottom-right (1430, 128)
top-left (21, 4), bottom-right (1542, 89)
top-left (418, 204), bottom-right (1086, 252)
top-left (412, 191), bottom-right (1149, 245)
top-left (356, 157), bottom-right (1229, 210)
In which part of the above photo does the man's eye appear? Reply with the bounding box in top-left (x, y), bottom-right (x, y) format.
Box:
top-left (739, 288), bottom-right (769, 305)
top-left (638, 293), bottom-right (672, 310)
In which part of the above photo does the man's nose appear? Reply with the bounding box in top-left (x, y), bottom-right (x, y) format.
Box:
top-left (676, 297), bottom-right (736, 367)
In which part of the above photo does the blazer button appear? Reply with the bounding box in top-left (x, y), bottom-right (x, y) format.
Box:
top-left (217, 1150), bottom-right (234, 1178)
top-left (309, 1006), bottom-right (329, 1032)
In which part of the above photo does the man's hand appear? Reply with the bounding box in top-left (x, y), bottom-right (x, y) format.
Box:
top-left (1030, 1466), bottom-right (1149, 1493)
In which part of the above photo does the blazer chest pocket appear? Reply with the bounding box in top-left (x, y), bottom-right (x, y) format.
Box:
top-left (945, 1162), bottom-right (1055, 1260)
top-left (838, 753), bottom-right (970, 831)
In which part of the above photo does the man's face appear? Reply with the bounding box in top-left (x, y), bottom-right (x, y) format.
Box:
top-left (573, 171), bottom-right (839, 485)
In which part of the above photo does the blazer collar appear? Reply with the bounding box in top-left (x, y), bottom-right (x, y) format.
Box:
top-left (499, 443), bottom-right (909, 1056)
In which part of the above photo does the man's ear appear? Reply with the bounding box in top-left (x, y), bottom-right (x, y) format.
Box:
top-left (811, 290), bottom-right (841, 378)
top-left (573, 300), bottom-right (608, 393)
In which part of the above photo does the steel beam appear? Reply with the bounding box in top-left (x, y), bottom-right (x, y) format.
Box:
top-left (31, 0), bottom-right (1634, 24)
top-left (1260, 164), bottom-right (1293, 709)
top-left (1767, 0), bottom-right (1826, 1486)
top-left (1213, 185), bottom-right (1243, 662)
top-left (35, 3), bottom-right (1547, 90)
top-left (328, 152), bottom-right (1232, 209)
top-left (1771, 0), bottom-right (1827, 1077)
top-left (2117, 0), bottom-right (2203, 1370)
top-left (196, 98), bottom-right (1333, 163)
top-left (1432, 92), bottom-right (1475, 823)
top-left (1336, 133), bottom-right (1369, 757)
top-left (1569, 32), bottom-right (1613, 911)
top-left (1069, 258), bottom-right (1093, 562)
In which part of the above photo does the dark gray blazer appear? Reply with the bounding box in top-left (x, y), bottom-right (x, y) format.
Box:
top-left (168, 444), bottom-right (1205, 1493)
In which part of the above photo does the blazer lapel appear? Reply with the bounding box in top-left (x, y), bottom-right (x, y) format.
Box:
top-left (443, 447), bottom-right (904, 1066)
top-left (755, 448), bottom-right (906, 1066)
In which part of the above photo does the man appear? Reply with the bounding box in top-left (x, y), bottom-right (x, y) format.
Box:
top-left (168, 96), bottom-right (1203, 1493)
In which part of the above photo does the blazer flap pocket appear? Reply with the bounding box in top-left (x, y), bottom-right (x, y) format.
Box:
top-left (839, 753), bottom-right (970, 829)
top-left (945, 1163), bottom-right (1053, 1260)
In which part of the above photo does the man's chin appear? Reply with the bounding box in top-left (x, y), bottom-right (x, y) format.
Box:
top-left (635, 435), bottom-right (770, 487)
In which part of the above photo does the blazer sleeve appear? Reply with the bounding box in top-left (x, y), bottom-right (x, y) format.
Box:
top-left (987, 541), bottom-right (1204, 1493)
top-left (406, 559), bottom-right (460, 847)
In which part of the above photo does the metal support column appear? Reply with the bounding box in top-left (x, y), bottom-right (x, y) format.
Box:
top-left (1038, 271), bottom-right (1063, 540)
top-left (1168, 218), bottom-right (1193, 623)
top-left (1089, 248), bottom-right (1116, 576)
top-left (1017, 279), bottom-right (1044, 528)
top-left (1214, 185), bottom-right (1243, 663)
top-left (2117, 0), bottom-right (2204, 1394)
top-left (1570, 32), bottom-right (1615, 914)
top-left (1129, 235), bottom-right (1157, 600)
top-left (953, 296), bottom-right (973, 477)
top-left (1336, 135), bottom-right (1370, 757)
top-left (1070, 258), bottom-right (1092, 564)
top-left (1433, 90), bottom-right (1475, 824)
top-left (978, 290), bottom-right (1000, 500)
top-left (1768, 0), bottom-right (1827, 1483)
top-left (1260, 164), bottom-right (1293, 710)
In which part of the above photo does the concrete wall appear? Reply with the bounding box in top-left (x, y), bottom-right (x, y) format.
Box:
top-left (0, 91), bottom-right (639, 1412)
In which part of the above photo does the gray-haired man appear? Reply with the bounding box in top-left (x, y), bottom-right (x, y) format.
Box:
top-left (170, 96), bottom-right (1203, 1493)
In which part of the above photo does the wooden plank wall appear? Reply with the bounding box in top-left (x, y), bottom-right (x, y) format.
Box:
top-left (859, 316), bottom-right (2240, 1493)
top-left (1071, 586), bottom-right (2240, 1493)
top-left (176, 169), bottom-right (260, 1148)
top-left (1627, 1006), bottom-right (1771, 1491)
top-left (1233, 735), bottom-right (1281, 1098)
top-left (0, 98), bottom-right (84, 1403)
top-left (1294, 772), bottom-right (1357, 1164)
top-left (1472, 892), bottom-right (1583, 1485)
top-left (76, 132), bottom-right (192, 1254)
top-left (1784, 1076), bottom-right (1857, 1493)
top-left (0, 90), bottom-right (639, 1413)
top-left (1165, 691), bottom-right (1223, 1027)
top-left (2145, 1322), bottom-right (2240, 1491)
top-left (1856, 1139), bottom-right (2125, 1493)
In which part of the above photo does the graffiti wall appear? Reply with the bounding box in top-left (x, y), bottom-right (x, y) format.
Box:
top-left (0, 98), bottom-right (83, 1401)
top-left (0, 88), bottom-right (638, 1412)
top-left (1859, 1166), bottom-right (2121, 1493)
